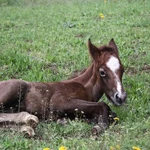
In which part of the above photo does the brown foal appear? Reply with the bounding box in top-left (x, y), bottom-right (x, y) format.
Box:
top-left (0, 39), bottom-right (126, 136)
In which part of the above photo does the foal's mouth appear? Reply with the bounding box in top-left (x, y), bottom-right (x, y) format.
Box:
top-left (107, 93), bottom-right (127, 106)
top-left (112, 99), bottom-right (125, 106)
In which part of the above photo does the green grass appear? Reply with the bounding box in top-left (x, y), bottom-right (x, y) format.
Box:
top-left (0, 0), bottom-right (150, 149)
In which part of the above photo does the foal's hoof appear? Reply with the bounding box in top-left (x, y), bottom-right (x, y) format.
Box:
top-left (92, 125), bottom-right (104, 135)
top-left (108, 111), bottom-right (118, 124)
top-left (25, 115), bottom-right (39, 128)
top-left (20, 125), bottom-right (35, 137)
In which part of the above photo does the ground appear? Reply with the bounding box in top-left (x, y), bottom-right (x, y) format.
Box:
top-left (0, 0), bottom-right (150, 150)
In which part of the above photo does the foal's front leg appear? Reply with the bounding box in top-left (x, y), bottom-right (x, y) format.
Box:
top-left (56, 99), bottom-right (115, 134)
top-left (0, 112), bottom-right (39, 137)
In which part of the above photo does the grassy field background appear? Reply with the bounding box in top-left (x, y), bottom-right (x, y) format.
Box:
top-left (0, 0), bottom-right (150, 150)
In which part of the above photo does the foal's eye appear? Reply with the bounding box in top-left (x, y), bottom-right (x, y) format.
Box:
top-left (99, 68), bottom-right (106, 77)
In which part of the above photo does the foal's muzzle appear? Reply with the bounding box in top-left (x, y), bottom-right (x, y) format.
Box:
top-left (113, 92), bottom-right (127, 106)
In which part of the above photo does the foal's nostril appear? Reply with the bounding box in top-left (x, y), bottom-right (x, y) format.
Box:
top-left (114, 92), bottom-right (119, 99)
top-left (114, 92), bottom-right (122, 104)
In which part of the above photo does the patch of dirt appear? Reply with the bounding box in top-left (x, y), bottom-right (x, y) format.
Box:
top-left (44, 63), bottom-right (59, 74)
top-left (126, 64), bottom-right (150, 76)
top-left (125, 66), bottom-right (138, 75)
top-left (24, 39), bottom-right (33, 43)
top-left (74, 34), bottom-right (84, 38)
top-left (141, 65), bottom-right (150, 73)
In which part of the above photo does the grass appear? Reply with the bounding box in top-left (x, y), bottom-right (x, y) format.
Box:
top-left (0, 0), bottom-right (150, 149)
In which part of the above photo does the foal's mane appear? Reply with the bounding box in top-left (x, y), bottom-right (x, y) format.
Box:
top-left (98, 45), bottom-right (116, 54)
top-left (68, 68), bottom-right (87, 79)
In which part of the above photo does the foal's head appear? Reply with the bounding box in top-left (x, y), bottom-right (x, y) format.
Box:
top-left (88, 39), bottom-right (127, 106)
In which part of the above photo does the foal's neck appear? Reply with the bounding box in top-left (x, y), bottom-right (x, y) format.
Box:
top-left (63, 63), bottom-right (104, 101)
top-left (64, 64), bottom-right (94, 85)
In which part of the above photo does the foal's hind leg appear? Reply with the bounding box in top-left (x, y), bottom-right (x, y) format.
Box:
top-left (0, 80), bottom-right (39, 137)
top-left (0, 112), bottom-right (39, 137)
top-left (0, 79), bottom-right (28, 110)
top-left (0, 112), bottom-right (39, 127)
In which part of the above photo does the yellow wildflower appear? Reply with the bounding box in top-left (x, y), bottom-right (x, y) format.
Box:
top-left (59, 146), bottom-right (67, 150)
top-left (132, 146), bottom-right (141, 150)
top-left (114, 117), bottom-right (119, 121)
top-left (110, 145), bottom-right (121, 150)
top-left (104, 0), bottom-right (107, 3)
top-left (99, 13), bottom-right (105, 19)
top-left (110, 146), bottom-right (115, 150)
top-left (43, 148), bottom-right (50, 150)
top-left (116, 145), bottom-right (121, 149)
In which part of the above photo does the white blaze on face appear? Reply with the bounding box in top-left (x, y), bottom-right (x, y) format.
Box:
top-left (106, 56), bottom-right (122, 95)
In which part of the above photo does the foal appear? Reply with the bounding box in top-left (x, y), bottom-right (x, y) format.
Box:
top-left (0, 39), bottom-right (126, 136)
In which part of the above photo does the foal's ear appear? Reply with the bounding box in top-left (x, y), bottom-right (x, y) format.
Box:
top-left (87, 39), bottom-right (101, 60)
top-left (109, 38), bottom-right (118, 54)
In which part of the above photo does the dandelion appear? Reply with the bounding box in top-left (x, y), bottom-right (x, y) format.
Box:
top-left (116, 145), bottom-right (121, 149)
top-left (99, 13), bottom-right (105, 19)
top-left (110, 146), bottom-right (115, 150)
top-left (113, 117), bottom-right (119, 121)
top-left (132, 146), bottom-right (141, 150)
top-left (110, 145), bottom-right (121, 150)
top-left (43, 148), bottom-right (50, 150)
top-left (59, 146), bottom-right (67, 150)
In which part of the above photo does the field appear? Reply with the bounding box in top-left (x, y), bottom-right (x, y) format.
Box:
top-left (0, 0), bottom-right (150, 149)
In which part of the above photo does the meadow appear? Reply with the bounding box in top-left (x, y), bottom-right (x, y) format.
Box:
top-left (0, 0), bottom-right (150, 149)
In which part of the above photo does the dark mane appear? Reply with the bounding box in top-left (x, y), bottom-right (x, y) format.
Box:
top-left (68, 68), bottom-right (87, 79)
top-left (98, 45), bottom-right (116, 54)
